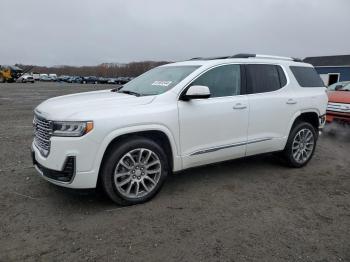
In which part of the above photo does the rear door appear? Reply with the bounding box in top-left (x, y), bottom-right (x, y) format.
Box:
top-left (245, 64), bottom-right (298, 156)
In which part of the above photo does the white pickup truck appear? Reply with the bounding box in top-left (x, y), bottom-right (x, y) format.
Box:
top-left (31, 54), bottom-right (328, 205)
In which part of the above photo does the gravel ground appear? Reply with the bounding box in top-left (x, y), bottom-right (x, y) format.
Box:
top-left (0, 82), bottom-right (349, 261)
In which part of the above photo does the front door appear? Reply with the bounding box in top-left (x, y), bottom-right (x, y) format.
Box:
top-left (177, 64), bottom-right (249, 169)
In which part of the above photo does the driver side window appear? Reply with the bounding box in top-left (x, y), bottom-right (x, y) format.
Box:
top-left (190, 64), bottom-right (241, 97)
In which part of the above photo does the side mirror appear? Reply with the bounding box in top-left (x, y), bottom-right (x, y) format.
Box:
top-left (181, 85), bottom-right (211, 101)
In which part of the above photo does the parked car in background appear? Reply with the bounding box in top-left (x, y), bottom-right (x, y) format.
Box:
top-left (49, 74), bottom-right (57, 81)
top-left (326, 82), bottom-right (350, 124)
top-left (32, 72), bottom-right (40, 81)
top-left (116, 77), bottom-right (131, 85)
top-left (107, 78), bottom-right (118, 84)
top-left (327, 81), bottom-right (350, 91)
top-left (73, 76), bottom-right (83, 83)
top-left (66, 76), bottom-right (75, 83)
top-left (82, 76), bottom-right (98, 84)
top-left (98, 77), bottom-right (109, 84)
top-left (40, 74), bottom-right (51, 82)
top-left (31, 54), bottom-right (327, 205)
top-left (66, 76), bottom-right (82, 83)
top-left (16, 74), bottom-right (35, 83)
top-left (57, 75), bottom-right (70, 82)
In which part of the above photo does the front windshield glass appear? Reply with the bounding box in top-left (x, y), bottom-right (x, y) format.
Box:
top-left (328, 81), bottom-right (350, 91)
top-left (119, 65), bottom-right (200, 96)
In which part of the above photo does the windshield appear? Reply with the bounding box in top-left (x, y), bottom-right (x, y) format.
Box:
top-left (118, 65), bottom-right (200, 96)
top-left (328, 81), bottom-right (350, 91)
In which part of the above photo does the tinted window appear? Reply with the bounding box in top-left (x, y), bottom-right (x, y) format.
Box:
top-left (290, 66), bottom-right (325, 87)
top-left (246, 64), bottom-right (281, 94)
top-left (191, 64), bottom-right (241, 97)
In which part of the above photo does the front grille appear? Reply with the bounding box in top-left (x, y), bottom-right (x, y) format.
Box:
top-left (33, 114), bottom-right (52, 156)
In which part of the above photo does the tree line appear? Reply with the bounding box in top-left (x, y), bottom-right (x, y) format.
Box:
top-left (17, 61), bottom-right (170, 77)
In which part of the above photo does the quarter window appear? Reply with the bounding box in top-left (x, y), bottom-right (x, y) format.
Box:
top-left (190, 64), bottom-right (241, 97)
top-left (246, 64), bottom-right (282, 94)
top-left (290, 66), bottom-right (325, 87)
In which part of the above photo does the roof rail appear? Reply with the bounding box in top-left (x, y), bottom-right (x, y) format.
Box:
top-left (189, 56), bottom-right (231, 60)
top-left (255, 54), bottom-right (293, 61)
top-left (249, 54), bottom-right (303, 62)
top-left (230, 53), bottom-right (256, 58)
top-left (188, 54), bottom-right (303, 62)
top-left (190, 54), bottom-right (256, 60)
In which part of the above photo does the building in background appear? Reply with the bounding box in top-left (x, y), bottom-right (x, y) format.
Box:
top-left (303, 55), bottom-right (350, 86)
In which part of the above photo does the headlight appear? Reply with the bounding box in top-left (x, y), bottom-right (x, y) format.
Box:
top-left (52, 121), bottom-right (93, 137)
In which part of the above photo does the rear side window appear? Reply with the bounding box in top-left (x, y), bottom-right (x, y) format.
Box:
top-left (246, 64), bottom-right (283, 94)
top-left (290, 66), bottom-right (325, 87)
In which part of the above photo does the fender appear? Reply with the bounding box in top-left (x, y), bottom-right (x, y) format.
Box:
top-left (286, 108), bottom-right (321, 138)
top-left (92, 124), bottom-right (182, 175)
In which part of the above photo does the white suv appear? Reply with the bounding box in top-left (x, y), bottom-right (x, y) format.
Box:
top-left (31, 54), bottom-right (328, 205)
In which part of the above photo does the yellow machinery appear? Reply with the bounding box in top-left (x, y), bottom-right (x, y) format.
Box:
top-left (0, 65), bottom-right (23, 83)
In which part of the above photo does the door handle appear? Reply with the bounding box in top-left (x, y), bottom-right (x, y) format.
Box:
top-left (286, 99), bottom-right (297, 105)
top-left (233, 103), bottom-right (247, 110)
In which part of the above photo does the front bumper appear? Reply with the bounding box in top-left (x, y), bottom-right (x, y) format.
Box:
top-left (31, 151), bottom-right (76, 183)
top-left (31, 138), bottom-right (99, 188)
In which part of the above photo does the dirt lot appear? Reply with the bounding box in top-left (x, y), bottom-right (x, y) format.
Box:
top-left (0, 82), bottom-right (349, 261)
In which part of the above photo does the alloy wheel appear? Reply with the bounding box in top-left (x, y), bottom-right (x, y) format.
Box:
top-left (113, 148), bottom-right (161, 198)
top-left (292, 128), bottom-right (314, 164)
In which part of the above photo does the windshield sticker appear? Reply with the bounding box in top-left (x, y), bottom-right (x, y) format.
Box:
top-left (151, 81), bottom-right (172, 87)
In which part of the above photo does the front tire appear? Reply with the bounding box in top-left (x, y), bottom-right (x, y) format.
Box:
top-left (283, 121), bottom-right (317, 167)
top-left (100, 137), bottom-right (169, 205)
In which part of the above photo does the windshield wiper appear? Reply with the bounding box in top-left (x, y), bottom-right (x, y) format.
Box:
top-left (111, 86), bottom-right (123, 92)
top-left (117, 90), bottom-right (141, 97)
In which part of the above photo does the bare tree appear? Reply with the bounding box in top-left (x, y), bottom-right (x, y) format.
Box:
top-left (16, 61), bottom-right (170, 77)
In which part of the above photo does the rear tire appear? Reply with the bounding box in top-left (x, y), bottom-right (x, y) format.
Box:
top-left (282, 121), bottom-right (317, 168)
top-left (100, 137), bottom-right (169, 205)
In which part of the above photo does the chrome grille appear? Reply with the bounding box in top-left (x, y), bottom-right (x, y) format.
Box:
top-left (33, 114), bottom-right (52, 156)
top-left (327, 102), bottom-right (350, 113)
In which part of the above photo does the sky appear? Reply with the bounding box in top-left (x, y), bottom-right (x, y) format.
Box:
top-left (1, 0), bottom-right (349, 66)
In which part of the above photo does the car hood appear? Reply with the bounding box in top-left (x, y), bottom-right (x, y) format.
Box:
top-left (328, 91), bottom-right (350, 104)
top-left (35, 89), bottom-right (155, 120)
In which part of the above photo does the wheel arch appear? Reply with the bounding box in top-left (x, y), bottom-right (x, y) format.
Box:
top-left (94, 125), bottom-right (180, 184)
top-left (288, 110), bottom-right (320, 136)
